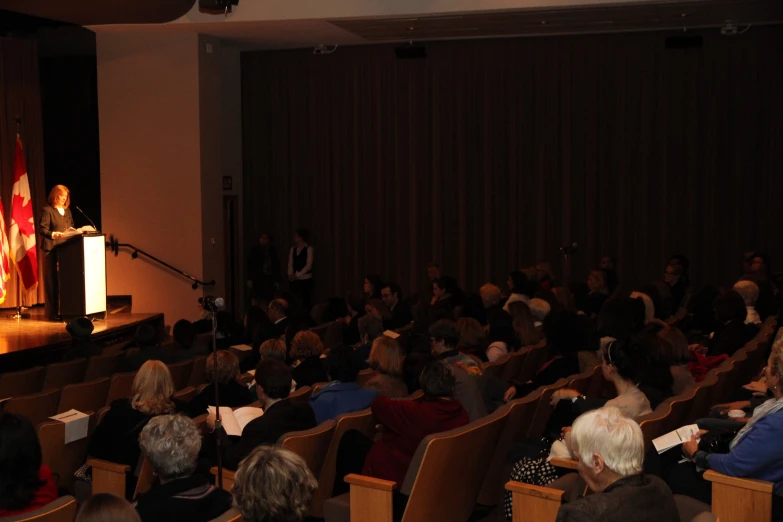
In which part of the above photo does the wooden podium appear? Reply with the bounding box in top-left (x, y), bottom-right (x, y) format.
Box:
top-left (54, 233), bottom-right (107, 318)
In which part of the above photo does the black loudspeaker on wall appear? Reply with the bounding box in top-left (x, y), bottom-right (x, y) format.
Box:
top-left (665, 34), bottom-right (703, 49)
top-left (199, 0), bottom-right (239, 13)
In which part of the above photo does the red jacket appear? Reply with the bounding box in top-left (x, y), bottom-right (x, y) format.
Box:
top-left (0, 466), bottom-right (58, 517)
top-left (363, 395), bottom-right (469, 485)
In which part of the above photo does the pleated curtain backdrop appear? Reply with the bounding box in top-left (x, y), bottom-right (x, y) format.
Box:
top-left (0, 36), bottom-right (47, 308)
top-left (241, 27), bottom-right (783, 301)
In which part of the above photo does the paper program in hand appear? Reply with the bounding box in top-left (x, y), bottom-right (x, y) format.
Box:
top-left (652, 424), bottom-right (700, 454)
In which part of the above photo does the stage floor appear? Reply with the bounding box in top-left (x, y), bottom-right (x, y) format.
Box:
top-left (0, 307), bottom-right (163, 370)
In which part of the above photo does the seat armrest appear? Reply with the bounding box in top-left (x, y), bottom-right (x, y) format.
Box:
top-left (345, 474), bottom-right (397, 491)
top-left (549, 457), bottom-right (579, 470)
top-left (703, 470), bottom-right (774, 493)
top-left (505, 480), bottom-right (566, 501)
top-left (87, 459), bottom-right (131, 474)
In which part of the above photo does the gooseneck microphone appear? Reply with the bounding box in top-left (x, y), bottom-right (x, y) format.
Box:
top-left (74, 205), bottom-right (98, 232)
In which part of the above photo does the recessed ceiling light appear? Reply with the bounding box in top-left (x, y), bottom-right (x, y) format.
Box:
top-left (540, 20), bottom-right (548, 25)
top-left (681, 13), bottom-right (689, 18)
top-left (407, 26), bottom-right (415, 31)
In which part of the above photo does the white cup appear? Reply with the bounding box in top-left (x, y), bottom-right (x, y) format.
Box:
top-left (728, 409), bottom-right (745, 418)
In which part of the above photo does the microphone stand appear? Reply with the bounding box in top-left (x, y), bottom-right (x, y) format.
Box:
top-left (210, 304), bottom-right (224, 490)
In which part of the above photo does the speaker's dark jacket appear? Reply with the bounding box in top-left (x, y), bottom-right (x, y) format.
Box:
top-left (38, 205), bottom-right (74, 252)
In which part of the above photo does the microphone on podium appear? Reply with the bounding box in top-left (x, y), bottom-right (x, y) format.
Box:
top-left (558, 242), bottom-right (578, 253)
top-left (74, 205), bottom-right (99, 232)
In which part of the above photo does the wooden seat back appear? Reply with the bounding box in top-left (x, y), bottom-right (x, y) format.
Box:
top-left (663, 386), bottom-right (697, 433)
top-left (711, 360), bottom-right (736, 405)
top-left (311, 409), bottom-right (376, 517)
top-left (0, 366), bottom-right (45, 400)
top-left (0, 495), bottom-right (78, 522)
top-left (505, 481), bottom-right (565, 522)
top-left (704, 469), bottom-right (774, 522)
top-left (288, 385), bottom-right (312, 405)
top-left (189, 355), bottom-right (209, 387)
top-left (43, 359), bottom-right (87, 390)
top-left (172, 386), bottom-right (197, 403)
top-left (167, 359), bottom-right (195, 391)
top-left (501, 348), bottom-right (530, 382)
top-left (105, 371), bottom-right (137, 405)
top-left (58, 378), bottom-right (111, 414)
top-left (4, 389), bottom-right (60, 426)
top-left (277, 419), bottom-right (337, 479)
top-left (356, 369), bottom-right (376, 388)
top-left (686, 371), bottom-right (719, 422)
top-left (311, 382), bottom-right (328, 395)
top-left (638, 401), bottom-right (673, 453)
top-left (477, 388), bottom-right (544, 505)
top-left (38, 411), bottom-right (99, 491)
top-left (567, 366), bottom-right (600, 395)
top-left (208, 508), bottom-right (242, 522)
top-left (483, 355), bottom-right (510, 380)
top-left (518, 342), bottom-right (549, 383)
top-left (393, 406), bottom-right (507, 522)
top-left (526, 378), bottom-right (569, 438)
top-left (84, 352), bottom-right (124, 381)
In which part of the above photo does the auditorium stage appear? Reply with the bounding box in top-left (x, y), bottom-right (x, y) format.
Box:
top-left (0, 307), bottom-right (163, 372)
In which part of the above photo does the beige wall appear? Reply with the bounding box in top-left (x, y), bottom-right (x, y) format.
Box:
top-left (97, 31), bottom-right (242, 326)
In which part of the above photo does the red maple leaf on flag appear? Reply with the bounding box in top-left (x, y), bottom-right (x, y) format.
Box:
top-left (11, 193), bottom-right (36, 237)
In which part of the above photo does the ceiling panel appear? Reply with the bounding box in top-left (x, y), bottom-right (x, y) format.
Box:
top-left (329, 0), bottom-right (783, 41)
top-left (0, 0), bottom-right (196, 25)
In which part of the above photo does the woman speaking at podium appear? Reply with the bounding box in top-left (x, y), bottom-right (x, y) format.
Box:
top-left (39, 185), bottom-right (88, 321)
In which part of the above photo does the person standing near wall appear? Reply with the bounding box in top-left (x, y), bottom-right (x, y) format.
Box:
top-left (288, 229), bottom-right (314, 311)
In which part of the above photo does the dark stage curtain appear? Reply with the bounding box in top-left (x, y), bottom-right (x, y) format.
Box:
top-left (0, 36), bottom-right (47, 307)
top-left (241, 27), bottom-right (783, 300)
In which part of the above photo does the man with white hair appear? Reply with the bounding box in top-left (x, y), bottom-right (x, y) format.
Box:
top-left (733, 280), bottom-right (762, 325)
top-left (556, 407), bottom-right (680, 522)
top-left (527, 297), bottom-right (551, 327)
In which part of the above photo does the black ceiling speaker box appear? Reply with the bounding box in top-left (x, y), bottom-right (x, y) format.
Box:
top-left (395, 44), bottom-right (427, 59)
top-left (199, 0), bottom-right (239, 14)
top-left (666, 34), bottom-right (703, 49)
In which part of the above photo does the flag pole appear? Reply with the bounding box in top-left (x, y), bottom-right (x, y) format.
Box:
top-left (8, 117), bottom-right (31, 320)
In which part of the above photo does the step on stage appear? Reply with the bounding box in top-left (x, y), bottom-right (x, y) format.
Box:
top-left (0, 307), bottom-right (163, 372)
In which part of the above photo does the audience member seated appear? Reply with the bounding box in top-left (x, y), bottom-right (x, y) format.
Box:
top-left (232, 446), bottom-right (317, 522)
top-left (741, 251), bottom-right (778, 320)
top-left (599, 255), bottom-right (619, 292)
top-left (216, 359), bottom-right (316, 471)
top-left (185, 351), bottom-right (254, 418)
top-left (333, 361), bottom-right (470, 496)
top-left (658, 326), bottom-right (696, 395)
top-left (171, 319), bottom-right (209, 362)
top-left (527, 297), bottom-right (551, 328)
top-left (508, 301), bottom-right (542, 347)
top-left (289, 330), bottom-right (328, 388)
top-left (243, 305), bottom-right (272, 346)
top-left (667, 342), bottom-right (783, 505)
top-left (62, 317), bottom-right (102, 361)
top-left (705, 290), bottom-right (754, 357)
top-left (456, 317), bottom-right (488, 362)
top-left (0, 413), bottom-right (57, 517)
top-left (630, 291), bottom-right (656, 325)
top-left (504, 310), bottom-right (583, 400)
top-left (458, 292), bottom-right (488, 326)
top-left (733, 279), bottom-right (762, 326)
top-left (402, 352), bottom-right (435, 394)
top-left (267, 298), bottom-right (290, 339)
top-left (481, 283), bottom-right (510, 328)
top-left (215, 311), bottom-right (242, 351)
top-left (136, 415), bottom-right (232, 521)
top-left (122, 324), bottom-right (175, 371)
top-left (504, 270), bottom-right (531, 312)
top-left (555, 407), bottom-right (680, 522)
top-left (309, 345), bottom-right (377, 423)
top-left (429, 319), bottom-right (488, 420)
top-left (429, 276), bottom-right (457, 322)
top-left (584, 269), bottom-right (610, 319)
top-left (664, 262), bottom-right (688, 314)
top-left (84, 360), bottom-right (177, 497)
top-left (382, 282), bottom-right (413, 330)
top-left (76, 493), bottom-right (141, 522)
top-left (486, 320), bottom-right (517, 363)
top-left (364, 336), bottom-right (408, 398)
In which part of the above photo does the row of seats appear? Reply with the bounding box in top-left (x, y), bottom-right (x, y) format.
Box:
top-left (508, 317), bottom-right (778, 522)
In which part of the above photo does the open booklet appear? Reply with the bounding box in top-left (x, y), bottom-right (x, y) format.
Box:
top-left (652, 424), bottom-right (700, 454)
top-left (61, 226), bottom-right (97, 239)
top-left (207, 406), bottom-right (264, 437)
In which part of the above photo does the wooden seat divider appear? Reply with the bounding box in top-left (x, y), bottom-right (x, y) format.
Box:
top-left (704, 470), bottom-right (774, 522)
top-left (505, 481), bottom-right (565, 522)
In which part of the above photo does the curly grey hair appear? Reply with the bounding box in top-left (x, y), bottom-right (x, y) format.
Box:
top-left (138, 415), bottom-right (201, 481)
top-left (233, 446), bottom-right (317, 522)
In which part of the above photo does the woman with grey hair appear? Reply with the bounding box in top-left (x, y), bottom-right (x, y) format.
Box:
top-left (233, 446), bottom-right (317, 522)
top-left (135, 415), bottom-right (232, 522)
top-left (555, 407), bottom-right (680, 521)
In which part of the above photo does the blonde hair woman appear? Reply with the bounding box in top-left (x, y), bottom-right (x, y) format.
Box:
top-left (84, 361), bottom-right (177, 494)
top-left (364, 336), bottom-right (408, 398)
top-left (508, 301), bottom-right (541, 347)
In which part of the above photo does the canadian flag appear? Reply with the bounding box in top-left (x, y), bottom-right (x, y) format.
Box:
top-left (0, 196), bottom-right (10, 304)
top-left (9, 134), bottom-right (38, 291)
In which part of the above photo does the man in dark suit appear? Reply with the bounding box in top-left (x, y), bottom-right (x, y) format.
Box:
top-left (381, 282), bottom-right (413, 331)
top-left (215, 358), bottom-right (316, 471)
top-left (267, 298), bottom-right (290, 338)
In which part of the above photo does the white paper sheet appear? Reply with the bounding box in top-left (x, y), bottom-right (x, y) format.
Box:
top-left (230, 344), bottom-right (253, 352)
top-left (208, 406), bottom-right (263, 436)
top-left (652, 424), bottom-right (700, 454)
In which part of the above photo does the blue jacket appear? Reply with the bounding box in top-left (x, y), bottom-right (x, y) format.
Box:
top-left (309, 382), bottom-right (377, 424)
top-left (709, 407), bottom-right (783, 494)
